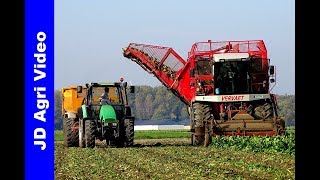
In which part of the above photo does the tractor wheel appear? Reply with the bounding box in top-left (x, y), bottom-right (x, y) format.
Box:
top-left (192, 102), bottom-right (213, 146)
top-left (254, 102), bottom-right (274, 119)
top-left (125, 119), bottom-right (134, 147)
top-left (79, 119), bottom-right (85, 148)
top-left (85, 120), bottom-right (96, 148)
top-left (115, 120), bottom-right (126, 148)
top-left (63, 118), bottom-right (79, 147)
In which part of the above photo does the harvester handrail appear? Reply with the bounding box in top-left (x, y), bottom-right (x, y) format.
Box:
top-left (188, 40), bottom-right (267, 58)
top-left (128, 43), bottom-right (171, 50)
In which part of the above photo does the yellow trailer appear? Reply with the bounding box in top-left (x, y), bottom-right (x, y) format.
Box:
top-left (61, 86), bottom-right (87, 118)
top-left (61, 85), bottom-right (86, 147)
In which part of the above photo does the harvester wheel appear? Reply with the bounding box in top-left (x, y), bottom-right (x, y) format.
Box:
top-left (85, 120), bottom-right (96, 148)
top-left (79, 119), bottom-right (85, 148)
top-left (276, 119), bottom-right (286, 135)
top-left (63, 118), bottom-right (79, 147)
top-left (192, 127), bottom-right (205, 146)
top-left (254, 102), bottom-right (274, 120)
top-left (125, 119), bottom-right (134, 147)
top-left (204, 121), bottom-right (212, 147)
top-left (192, 102), bottom-right (213, 146)
top-left (204, 133), bottom-right (211, 147)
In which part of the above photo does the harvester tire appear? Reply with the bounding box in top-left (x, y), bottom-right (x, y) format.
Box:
top-left (79, 119), bottom-right (85, 148)
top-left (204, 124), bottom-right (212, 147)
top-left (276, 119), bottom-right (286, 135)
top-left (192, 127), bottom-right (205, 146)
top-left (254, 102), bottom-right (273, 120)
top-left (63, 118), bottom-right (79, 147)
top-left (192, 102), bottom-right (213, 146)
top-left (85, 120), bottom-right (96, 148)
top-left (125, 119), bottom-right (134, 147)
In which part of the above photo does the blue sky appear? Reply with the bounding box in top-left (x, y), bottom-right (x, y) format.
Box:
top-left (55, 0), bottom-right (295, 95)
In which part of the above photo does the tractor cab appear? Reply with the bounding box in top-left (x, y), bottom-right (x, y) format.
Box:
top-left (77, 81), bottom-right (134, 105)
top-left (75, 80), bottom-right (135, 148)
top-left (78, 83), bottom-right (122, 105)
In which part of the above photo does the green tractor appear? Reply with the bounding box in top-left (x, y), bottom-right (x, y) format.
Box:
top-left (76, 81), bottom-right (135, 148)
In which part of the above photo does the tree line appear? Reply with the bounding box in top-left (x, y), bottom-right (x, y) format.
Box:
top-left (55, 86), bottom-right (295, 130)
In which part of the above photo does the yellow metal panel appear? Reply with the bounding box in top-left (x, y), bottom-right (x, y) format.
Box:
top-left (62, 86), bottom-right (86, 114)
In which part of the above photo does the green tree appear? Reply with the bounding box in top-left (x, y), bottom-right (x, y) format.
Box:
top-left (152, 104), bottom-right (170, 120)
top-left (145, 94), bottom-right (154, 119)
top-left (55, 90), bottom-right (63, 130)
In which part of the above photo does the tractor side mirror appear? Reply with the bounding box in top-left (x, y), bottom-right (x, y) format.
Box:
top-left (129, 86), bottom-right (135, 93)
top-left (270, 78), bottom-right (275, 83)
top-left (269, 65), bottom-right (275, 75)
top-left (190, 68), bottom-right (195, 77)
top-left (77, 86), bottom-right (82, 93)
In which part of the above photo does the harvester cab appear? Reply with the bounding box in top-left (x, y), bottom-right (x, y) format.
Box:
top-left (75, 80), bottom-right (135, 148)
top-left (122, 40), bottom-right (285, 147)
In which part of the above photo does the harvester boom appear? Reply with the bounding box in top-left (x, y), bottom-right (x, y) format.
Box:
top-left (122, 43), bottom-right (191, 105)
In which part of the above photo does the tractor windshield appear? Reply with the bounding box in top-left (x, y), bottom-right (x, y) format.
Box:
top-left (214, 61), bottom-right (250, 95)
top-left (91, 86), bottom-right (122, 104)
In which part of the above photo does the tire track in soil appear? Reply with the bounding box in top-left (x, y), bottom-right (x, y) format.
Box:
top-left (55, 138), bottom-right (191, 147)
top-left (99, 148), bottom-right (155, 179)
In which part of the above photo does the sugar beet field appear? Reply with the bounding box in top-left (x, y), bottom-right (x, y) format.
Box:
top-left (55, 128), bottom-right (295, 179)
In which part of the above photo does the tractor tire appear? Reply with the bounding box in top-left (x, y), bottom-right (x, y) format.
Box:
top-left (254, 102), bottom-right (274, 120)
top-left (192, 102), bottom-right (213, 146)
top-left (115, 120), bottom-right (125, 148)
top-left (85, 120), bottom-right (96, 148)
top-left (125, 119), bottom-right (134, 147)
top-left (63, 118), bottom-right (79, 147)
top-left (79, 119), bottom-right (85, 148)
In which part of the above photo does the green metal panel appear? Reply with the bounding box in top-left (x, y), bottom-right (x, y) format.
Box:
top-left (99, 105), bottom-right (117, 123)
top-left (81, 105), bottom-right (88, 118)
